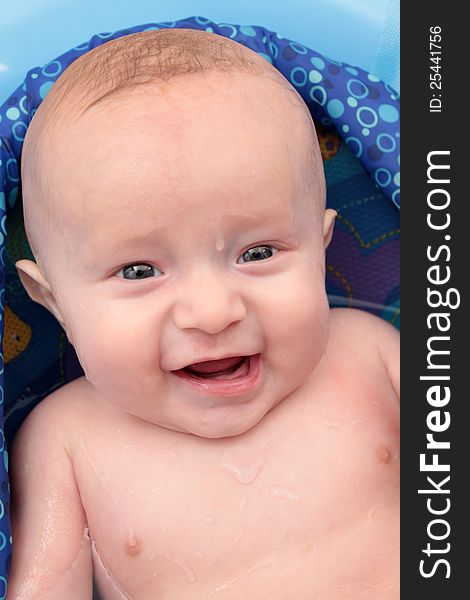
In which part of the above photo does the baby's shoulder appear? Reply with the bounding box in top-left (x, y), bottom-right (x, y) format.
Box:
top-left (328, 307), bottom-right (399, 350)
top-left (326, 308), bottom-right (400, 397)
top-left (13, 376), bottom-right (95, 449)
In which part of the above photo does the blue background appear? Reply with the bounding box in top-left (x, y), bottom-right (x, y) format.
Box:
top-left (0, 0), bottom-right (400, 97)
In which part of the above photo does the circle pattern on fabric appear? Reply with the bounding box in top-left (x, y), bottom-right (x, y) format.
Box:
top-left (378, 104), bottom-right (399, 123)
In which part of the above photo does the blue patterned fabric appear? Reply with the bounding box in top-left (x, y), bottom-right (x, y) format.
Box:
top-left (0, 16), bottom-right (399, 589)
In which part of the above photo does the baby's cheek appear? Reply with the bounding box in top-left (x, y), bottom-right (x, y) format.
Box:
top-left (68, 302), bottom-right (157, 381)
top-left (267, 270), bottom-right (329, 360)
top-left (75, 333), bottom-right (151, 403)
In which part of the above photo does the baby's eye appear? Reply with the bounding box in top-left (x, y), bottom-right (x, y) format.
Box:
top-left (237, 246), bottom-right (278, 264)
top-left (116, 264), bottom-right (162, 280)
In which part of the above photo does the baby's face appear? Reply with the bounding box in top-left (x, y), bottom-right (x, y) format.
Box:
top-left (33, 73), bottom-right (333, 438)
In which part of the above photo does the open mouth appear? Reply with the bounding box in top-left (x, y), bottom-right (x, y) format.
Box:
top-left (183, 356), bottom-right (249, 380)
top-left (172, 354), bottom-right (262, 396)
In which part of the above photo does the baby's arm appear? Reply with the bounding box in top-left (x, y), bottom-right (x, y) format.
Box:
top-left (375, 312), bottom-right (400, 400)
top-left (7, 394), bottom-right (93, 599)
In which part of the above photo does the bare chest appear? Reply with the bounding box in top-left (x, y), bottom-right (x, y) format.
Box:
top-left (72, 380), bottom-right (399, 599)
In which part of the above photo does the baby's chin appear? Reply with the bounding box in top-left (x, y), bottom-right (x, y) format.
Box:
top-left (130, 401), bottom-right (278, 440)
top-left (184, 416), bottom-right (267, 439)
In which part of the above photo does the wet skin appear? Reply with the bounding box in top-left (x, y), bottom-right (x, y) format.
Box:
top-left (8, 310), bottom-right (399, 600)
top-left (9, 72), bottom-right (399, 599)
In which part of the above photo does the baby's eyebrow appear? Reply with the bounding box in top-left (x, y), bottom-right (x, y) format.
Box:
top-left (216, 202), bottom-right (297, 225)
top-left (219, 213), bottom-right (281, 227)
top-left (76, 198), bottom-right (299, 262)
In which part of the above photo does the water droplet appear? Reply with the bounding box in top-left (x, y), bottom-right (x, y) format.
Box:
top-left (164, 446), bottom-right (178, 459)
top-left (239, 495), bottom-right (247, 512)
top-left (212, 576), bottom-right (238, 593)
top-left (220, 451), bottom-right (265, 485)
top-left (233, 531), bottom-right (245, 544)
top-left (247, 557), bottom-right (275, 573)
top-left (270, 486), bottom-right (300, 503)
top-left (368, 501), bottom-right (398, 527)
top-left (216, 236), bottom-right (225, 251)
top-left (205, 516), bottom-right (215, 525)
top-left (163, 446), bottom-right (181, 472)
top-left (173, 558), bottom-right (197, 583)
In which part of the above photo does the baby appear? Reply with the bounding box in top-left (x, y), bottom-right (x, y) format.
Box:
top-left (7, 29), bottom-right (399, 599)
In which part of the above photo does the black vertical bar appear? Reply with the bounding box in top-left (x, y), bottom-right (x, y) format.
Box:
top-left (401, 2), bottom-right (469, 597)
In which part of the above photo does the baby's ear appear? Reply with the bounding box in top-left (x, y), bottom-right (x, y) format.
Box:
top-left (323, 208), bottom-right (337, 249)
top-left (15, 259), bottom-right (67, 330)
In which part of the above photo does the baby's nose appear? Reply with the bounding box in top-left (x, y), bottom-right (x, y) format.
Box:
top-left (172, 269), bottom-right (247, 334)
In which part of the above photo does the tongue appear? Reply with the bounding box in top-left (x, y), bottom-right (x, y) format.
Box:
top-left (187, 357), bottom-right (244, 374)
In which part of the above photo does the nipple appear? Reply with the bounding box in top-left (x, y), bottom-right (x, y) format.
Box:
top-left (376, 445), bottom-right (392, 465)
top-left (125, 528), bottom-right (141, 557)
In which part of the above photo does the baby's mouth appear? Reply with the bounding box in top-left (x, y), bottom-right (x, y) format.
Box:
top-left (171, 354), bottom-right (262, 397)
top-left (180, 356), bottom-right (250, 380)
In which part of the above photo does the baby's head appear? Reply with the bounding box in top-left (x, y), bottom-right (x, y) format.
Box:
top-left (18, 29), bottom-right (336, 438)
